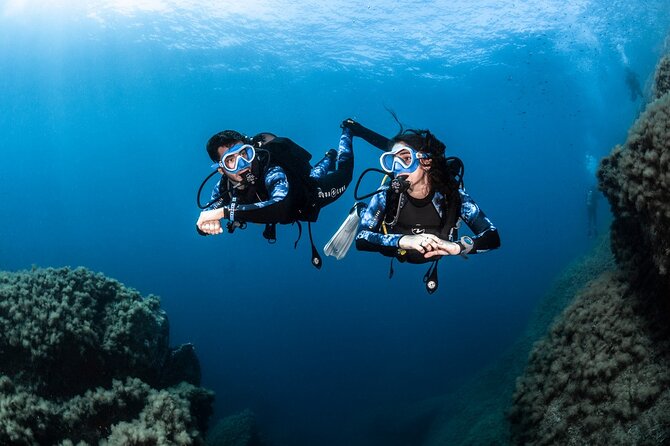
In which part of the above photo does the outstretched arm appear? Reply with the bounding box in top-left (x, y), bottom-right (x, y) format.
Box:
top-left (342, 119), bottom-right (391, 151)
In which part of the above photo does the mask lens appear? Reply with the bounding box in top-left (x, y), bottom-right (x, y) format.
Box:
top-left (379, 152), bottom-right (396, 173)
top-left (379, 147), bottom-right (415, 174)
top-left (220, 144), bottom-right (256, 173)
top-left (394, 150), bottom-right (413, 169)
top-left (239, 145), bottom-right (254, 161)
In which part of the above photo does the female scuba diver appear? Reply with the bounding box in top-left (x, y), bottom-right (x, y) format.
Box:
top-left (344, 119), bottom-right (500, 293)
top-left (195, 126), bottom-right (354, 268)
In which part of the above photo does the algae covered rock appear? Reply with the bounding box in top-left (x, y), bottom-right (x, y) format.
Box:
top-left (654, 55), bottom-right (670, 99)
top-left (510, 52), bottom-right (670, 445)
top-left (0, 266), bottom-right (213, 445)
top-left (599, 89), bottom-right (670, 277)
top-left (509, 273), bottom-right (670, 445)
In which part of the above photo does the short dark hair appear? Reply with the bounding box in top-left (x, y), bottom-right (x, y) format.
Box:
top-left (206, 130), bottom-right (249, 162)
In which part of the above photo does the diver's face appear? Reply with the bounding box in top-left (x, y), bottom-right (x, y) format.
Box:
top-left (392, 145), bottom-right (431, 186)
top-left (403, 162), bottom-right (428, 186)
top-left (217, 142), bottom-right (250, 182)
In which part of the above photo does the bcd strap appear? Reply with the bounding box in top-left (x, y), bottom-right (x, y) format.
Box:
top-left (263, 223), bottom-right (277, 243)
top-left (423, 260), bottom-right (440, 294)
top-left (294, 221), bottom-right (302, 248)
top-left (291, 221), bottom-right (321, 269)
top-left (308, 221), bottom-right (322, 269)
top-left (389, 257), bottom-right (395, 279)
top-left (441, 188), bottom-right (462, 241)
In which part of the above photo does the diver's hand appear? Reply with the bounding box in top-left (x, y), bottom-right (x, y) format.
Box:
top-left (424, 241), bottom-right (461, 258)
top-left (196, 208), bottom-right (225, 235)
top-left (199, 220), bottom-right (223, 235)
top-left (341, 118), bottom-right (364, 137)
top-left (398, 234), bottom-right (460, 258)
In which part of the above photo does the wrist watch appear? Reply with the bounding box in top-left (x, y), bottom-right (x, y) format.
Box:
top-left (455, 236), bottom-right (474, 255)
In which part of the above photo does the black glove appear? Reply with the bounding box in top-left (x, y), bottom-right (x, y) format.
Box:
top-left (341, 118), bottom-right (391, 151)
top-left (341, 118), bottom-right (365, 137)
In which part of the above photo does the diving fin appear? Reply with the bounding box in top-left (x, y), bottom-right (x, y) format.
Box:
top-left (324, 202), bottom-right (366, 260)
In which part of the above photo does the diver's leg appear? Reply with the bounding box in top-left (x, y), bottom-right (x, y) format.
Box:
top-left (312, 128), bottom-right (354, 208)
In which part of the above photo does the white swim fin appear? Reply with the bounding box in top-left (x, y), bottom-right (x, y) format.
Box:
top-left (324, 202), bottom-right (367, 260)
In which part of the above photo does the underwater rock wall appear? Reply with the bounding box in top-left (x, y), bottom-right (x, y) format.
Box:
top-left (599, 55), bottom-right (670, 278)
top-left (0, 267), bottom-right (213, 445)
top-left (509, 273), bottom-right (670, 444)
top-left (509, 54), bottom-right (670, 444)
top-left (654, 55), bottom-right (670, 100)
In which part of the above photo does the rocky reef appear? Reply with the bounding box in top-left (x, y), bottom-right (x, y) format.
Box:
top-left (0, 266), bottom-right (213, 445)
top-left (599, 54), bottom-right (670, 279)
top-left (654, 55), bottom-right (670, 100)
top-left (509, 54), bottom-right (670, 444)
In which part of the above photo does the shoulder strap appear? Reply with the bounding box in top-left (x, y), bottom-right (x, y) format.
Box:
top-left (439, 189), bottom-right (462, 241)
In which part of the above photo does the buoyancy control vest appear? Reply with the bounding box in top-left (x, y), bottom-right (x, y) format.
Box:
top-left (255, 136), bottom-right (321, 223)
top-left (253, 134), bottom-right (324, 269)
top-left (384, 187), bottom-right (462, 265)
top-left (394, 191), bottom-right (442, 236)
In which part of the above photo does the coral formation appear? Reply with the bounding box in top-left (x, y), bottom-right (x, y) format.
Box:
top-left (0, 267), bottom-right (213, 445)
top-left (510, 53), bottom-right (670, 445)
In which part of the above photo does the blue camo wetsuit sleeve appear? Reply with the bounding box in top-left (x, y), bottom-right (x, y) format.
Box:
top-left (311, 127), bottom-right (353, 179)
top-left (205, 178), bottom-right (228, 211)
top-left (459, 189), bottom-right (500, 253)
top-left (229, 165), bottom-right (293, 224)
top-left (355, 190), bottom-right (403, 256)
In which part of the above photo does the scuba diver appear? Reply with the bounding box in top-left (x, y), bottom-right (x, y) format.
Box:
top-left (624, 66), bottom-right (644, 102)
top-left (586, 187), bottom-right (598, 238)
top-left (585, 153), bottom-right (599, 238)
top-left (339, 119), bottom-right (500, 293)
top-left (196, 126), bottom-right (354, 268)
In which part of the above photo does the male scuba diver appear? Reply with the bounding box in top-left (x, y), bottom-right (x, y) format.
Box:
top-left (586, 186), bottom-right (598, 238)
top-left (625, 67), bottom-right (644, 102)
top-left (341, 119), bottom-right (500, 293)
top-left (196, 126), bottom-right (354, 268)
top-left (584, 153), bottom-right (599, 238)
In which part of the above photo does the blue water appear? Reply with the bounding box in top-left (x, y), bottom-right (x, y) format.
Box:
top-left (1, 1), bottom-right (669, 444)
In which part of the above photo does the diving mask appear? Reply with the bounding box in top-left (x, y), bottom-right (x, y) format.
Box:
top-left (379, 144), bottom-right (430, 176)
top-left (212, 143), bottom-right (256, 174)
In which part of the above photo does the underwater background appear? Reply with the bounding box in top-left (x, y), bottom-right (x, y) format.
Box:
top-left (1, 1), bottom-right (670, 444)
